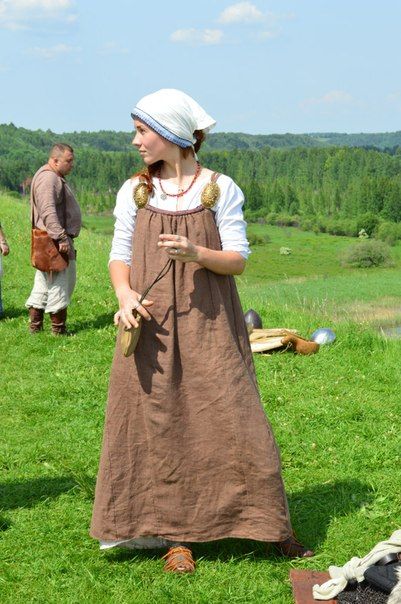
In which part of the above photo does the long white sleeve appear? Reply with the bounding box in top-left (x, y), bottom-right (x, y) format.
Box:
top-left (109, 174), bottom-right (250, 266)
top-left (214, 176), bottom-right (250, 259)
top-left (109, 179), bottom-right (137, 266)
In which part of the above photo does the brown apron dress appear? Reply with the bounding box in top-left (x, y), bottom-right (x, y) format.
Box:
top-left (91, 202), bottom-right (292, 543)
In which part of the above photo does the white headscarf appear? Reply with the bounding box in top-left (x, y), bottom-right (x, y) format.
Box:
top-left (131, 89), bottom-right (216, 148)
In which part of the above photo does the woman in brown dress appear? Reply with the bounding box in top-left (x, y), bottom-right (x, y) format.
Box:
top-left (90, 89), bottom-right (313, 572)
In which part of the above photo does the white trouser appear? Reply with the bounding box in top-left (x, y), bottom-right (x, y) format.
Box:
top-left (25, 260), bottom-right (76, 314)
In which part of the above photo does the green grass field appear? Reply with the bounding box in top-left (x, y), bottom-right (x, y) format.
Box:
top-left (1, 195), bottom-right (401, 603)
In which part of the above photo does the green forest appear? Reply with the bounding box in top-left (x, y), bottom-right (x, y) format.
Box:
top-left (1, 123), bottom-right (401, 241)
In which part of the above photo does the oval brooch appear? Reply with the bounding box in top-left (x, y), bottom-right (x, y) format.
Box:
top-left (201, 182), bottom-right (221, 209)
top-left (133, 181), bottom-right (151, 208)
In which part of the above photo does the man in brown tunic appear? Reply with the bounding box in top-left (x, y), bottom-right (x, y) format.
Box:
top-left (25, 144), bottom-right (81, 334)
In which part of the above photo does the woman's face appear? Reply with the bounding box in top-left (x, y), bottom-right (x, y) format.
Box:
top-left (132, 120), bottom-right (173, 165)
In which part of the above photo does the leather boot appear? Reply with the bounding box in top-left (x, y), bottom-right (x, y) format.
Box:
top-left (29, 307), bottom-right (44, 333)
top-left (50, 307), bottom-right (67, 335)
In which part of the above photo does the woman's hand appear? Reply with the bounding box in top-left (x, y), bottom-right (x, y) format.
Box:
top-left (158, 233), bottom-right (245, 275)
top-left (158, 234), bottom-right (199, 263)
top-left (114, 287), bottom-right (154, 329)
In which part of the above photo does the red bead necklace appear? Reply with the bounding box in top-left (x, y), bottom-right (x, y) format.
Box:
top-left (158, 161), bottom-right (201, 200)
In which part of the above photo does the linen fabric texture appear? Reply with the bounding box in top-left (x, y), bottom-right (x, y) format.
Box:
top-left (91, 201), bottom-right (292, 545)
top-left (132, 88), bottom-right (216, 148)
top-left (25, 260), bottom-right (76, 314)
top-left (109, 174), bottom-right (250, 266)
top-left (30, 165), bottom-right (81, 260)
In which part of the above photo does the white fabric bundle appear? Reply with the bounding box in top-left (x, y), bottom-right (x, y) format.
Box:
top-left (313, 529), bottom-right (401, 600)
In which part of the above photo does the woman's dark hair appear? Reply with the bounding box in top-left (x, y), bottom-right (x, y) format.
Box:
top-left (189, 130), bottom-right (205, 154)
top-left (132, 129), bottom-right (206, 187)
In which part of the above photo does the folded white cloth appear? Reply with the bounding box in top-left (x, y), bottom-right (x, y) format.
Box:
top-left (313, 529), bottom-right (401, 600)
top-left (132, 88), bottom-right (216, 147)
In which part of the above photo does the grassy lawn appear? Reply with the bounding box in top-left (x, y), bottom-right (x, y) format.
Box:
top-left (1, 195), bottom-right (401, 603)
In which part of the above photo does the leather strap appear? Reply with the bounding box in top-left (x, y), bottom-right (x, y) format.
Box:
top-left (376, 553), bottom-right (400, 566)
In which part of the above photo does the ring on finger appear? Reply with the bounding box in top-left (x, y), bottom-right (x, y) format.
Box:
top-left (132, 300), bottom-right (140, 310)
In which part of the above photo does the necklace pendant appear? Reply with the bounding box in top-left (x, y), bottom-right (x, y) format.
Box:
top-left (160, 192), bottom-right (167, 200)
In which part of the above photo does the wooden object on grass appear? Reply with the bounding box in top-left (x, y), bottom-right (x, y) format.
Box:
top-left (249, 328), bottom-right (298, 353)
top-left (249, 328), bottom-right (319, 355)
top-left (290, 570), bottom-right (336, 604)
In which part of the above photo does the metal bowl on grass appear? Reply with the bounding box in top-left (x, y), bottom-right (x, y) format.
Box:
top-left (244, 309), bottom-right (263, 333)
top-left (310, 328), bottom-right (336, 345)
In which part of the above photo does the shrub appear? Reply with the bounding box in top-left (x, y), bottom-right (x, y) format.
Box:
top-left (248, 232), bottom-right (271, 246)
top-left (324, 217), bottom-right (358, 237)
top-left (341, 239), bottom-right (394, 268)
top-left (356, 212), bottom-right (380, 237)
top-left (264, 212), bottom-right (278, 225)
top-left (5, 190), bottom-right (21, 200)
top-left (244, 208), bottom-right (267, 223)
top-left (299, 216), bottom-right (324, 233)
top-left (275, 214), bottom-right (300, 227)
top-left (376, 221), bottom-right (401, 246)
top-left (300, 215), bottom-right (358, 237)
top-left (264, 213), bottom-right (300, 227)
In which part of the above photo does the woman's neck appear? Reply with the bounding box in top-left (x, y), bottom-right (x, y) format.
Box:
top-left (160, 155), bottom-right (199, 185)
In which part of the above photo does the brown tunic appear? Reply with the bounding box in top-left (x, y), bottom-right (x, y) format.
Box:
top-left (91, 203), bottom-right (292, 543)
top-left (31, 165), bottom-right (81, 259)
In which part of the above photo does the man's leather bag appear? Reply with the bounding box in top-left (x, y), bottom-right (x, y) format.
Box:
top-left (31, 228), bottom-right (69, 272)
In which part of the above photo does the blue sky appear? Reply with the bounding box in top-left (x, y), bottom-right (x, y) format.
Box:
top-left (0, 0), bottom-right (400, 134)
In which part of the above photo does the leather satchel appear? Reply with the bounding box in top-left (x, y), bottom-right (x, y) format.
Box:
top-left (30, 176), bottom-right (69, 272)
top-left (31, 228), bottom-right (69, 272)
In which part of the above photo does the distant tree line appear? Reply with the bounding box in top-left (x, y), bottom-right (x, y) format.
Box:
top-left (2, 124), bottom-right (401, 238)
top-left (2, 122), bottom-right (401, 154)
top-left (201, 147), bottom-right (401, 231)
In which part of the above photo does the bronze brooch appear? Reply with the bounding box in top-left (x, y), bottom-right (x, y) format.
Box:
top-left (201, 182), bottom-right (221, 209)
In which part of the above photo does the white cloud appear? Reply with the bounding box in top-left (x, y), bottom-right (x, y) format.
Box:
top-left (170, 28), bottom-right (223, 45)
top-left (0, 0), bottom-right (75, 29)
top-left (218, 2), bottom-right (264, 24)
top-left (301, 90), bottom-right (355, 108)
top-left (27, 43), bottom-right (80, 59)
top-left (11, 0), bottom-right (72, 8)
top-left (170, 3), bottom-right (293, 46)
